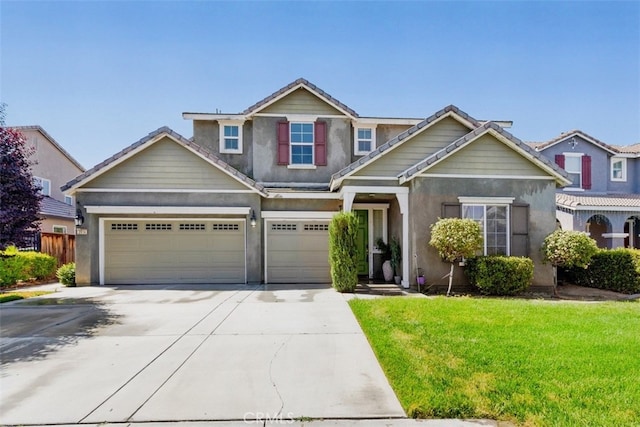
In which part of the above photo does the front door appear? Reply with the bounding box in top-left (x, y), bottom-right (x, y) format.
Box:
top-left (355, 210), bottom-right (369, 275)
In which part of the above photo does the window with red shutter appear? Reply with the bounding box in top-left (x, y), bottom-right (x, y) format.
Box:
top-left (314, 121), bottom-right (327, 166)
top-left (581, 155), bottom-right (592, 189)
top-left (277, 121), bottom-right (289, 165)
top-left (555, 154), bottom-right (565, 169)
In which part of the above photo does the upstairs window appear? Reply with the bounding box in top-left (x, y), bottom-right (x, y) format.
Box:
top-left (33, 176), bottom-right (51, 196)
top-left (354, 124), bottom-right (377, 155)
top-left (219, 120), bottom-right (244, 154)
top-left (611, 158), bottom-right (626, 182)
top-left (277, 120), bottom-right (326, 167)
top-left (556, 153), bottom-right (591, 190)
top-left (64, 195), bottom-right (73, 205)
top-left (290, 122), bottom-right (314, 165)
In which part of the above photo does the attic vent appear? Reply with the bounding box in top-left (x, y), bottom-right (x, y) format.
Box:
top-left (179, 223), bottom-right (206, 231)
top-left (271, 223), bottom-right (297, 231)
top-left (146, 223), bottom-right (172, 231)
top-left (304, 224), bottom-right (329, 232)
top-left (111, 223), bottom-right (138, 231)
top-left (212, 223), bottom-right (239, 231)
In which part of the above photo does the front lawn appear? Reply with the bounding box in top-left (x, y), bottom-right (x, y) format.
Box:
top-left (350, 297), bottom-right (640, 426)
top-left (0, 290), bottom-right (53, 303)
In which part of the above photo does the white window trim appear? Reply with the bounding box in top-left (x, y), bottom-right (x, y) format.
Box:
top-left (33, 176), bottom-right (51, 196)
top-left (610, 157), bottom-right (627, 182)
top-left (290, 122), bottom-right (315, 166)
top-left (562, 152), bottom-right (584, 190)
top-left (354, 124), bottom-right (377, 155)
top-left (64, 195), bottom-right (73, 205)
top-left (460, 200), bottom-right (511, 256)
top-left (218, 120), bottom-right (244, 154)
top-left (52, 225), bottom-right (68, 234)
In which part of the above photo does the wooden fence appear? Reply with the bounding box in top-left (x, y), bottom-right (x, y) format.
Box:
top-left (40, 232), bottom-right (75, 266)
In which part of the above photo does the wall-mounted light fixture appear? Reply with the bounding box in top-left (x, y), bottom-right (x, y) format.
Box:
top-left (250, 210), bottom-right (257, 228)
top-left (74, 208), bottom-right (85, 227)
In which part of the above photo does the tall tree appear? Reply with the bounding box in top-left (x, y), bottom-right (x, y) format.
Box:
top-left (0, 103), bottom-right (42, 250)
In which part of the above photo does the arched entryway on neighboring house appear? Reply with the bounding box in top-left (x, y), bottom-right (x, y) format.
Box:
top-left (586, 214), bottom-right (612, 249)
top-left (625, 216), bottom-right (640, 249)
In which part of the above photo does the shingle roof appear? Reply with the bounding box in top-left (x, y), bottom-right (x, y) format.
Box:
top-left (556, 193), bottom-right (640, 209)
top-left (11, 125), bottom-right (85, 171)
top-left (330, 105), bottom-right (483, 187)
top-left (399, 121), bottom-right (570, 185)
top-left (40, 196), bottom-right (74, 218)
top-left (62, 127), bottom-right (266, 195)
top-left (528, 130), bottom-right (621, 155)
top-left (242, 78), bottom-right (359, 118)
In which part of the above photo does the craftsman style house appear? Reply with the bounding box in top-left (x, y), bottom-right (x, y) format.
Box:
top-left (63, 79), bottom-right (571, 291)
top-left (529, 132), bottom-right (640, 249)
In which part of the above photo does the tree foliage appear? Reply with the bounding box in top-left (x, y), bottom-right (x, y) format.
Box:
top-left (329, 212), bottom-right (359, 292)
top-left (0, 103), bottom-right (42, 250)
top-left (541, 230), bottom-right (598, 269)
top-left (429, 218), bottom-right (483, 262)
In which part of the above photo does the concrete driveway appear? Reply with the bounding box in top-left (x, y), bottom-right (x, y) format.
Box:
top-left (0, 283), bottom-right (405, 425)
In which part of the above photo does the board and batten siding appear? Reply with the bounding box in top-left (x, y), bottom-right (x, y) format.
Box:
top-left (84, 137), bottom-right (249, 190)
top-left (427, 134), bottom-right (549, 177)
top-left (352, 117), bottom-right (471, 177)
top-left (260, 88), bottom-right (344, 116)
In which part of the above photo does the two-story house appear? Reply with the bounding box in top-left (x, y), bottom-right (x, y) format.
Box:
top-left (14, 126), bottom-right (85, 237)
top-left (529, 131), bottom-right (640, 249)
top-left (63, 78), bottom-right (570, 292)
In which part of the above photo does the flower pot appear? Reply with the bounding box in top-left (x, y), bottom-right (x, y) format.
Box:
top-left (417, 275), bottom-right (425, 286)
top-left (394, 275), bottom-right (401, 285)
top-left (382, 260), bottom-right (393, 282)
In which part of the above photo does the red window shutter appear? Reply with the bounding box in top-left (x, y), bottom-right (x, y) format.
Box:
top-left (314, 121), bottom-right (327, 166)
top-left (554, 154), bottom-right (565, 168)
top-left (277, 121), bottom-right (289, 165)
top-left (582, 155), bottom-right (592, 189)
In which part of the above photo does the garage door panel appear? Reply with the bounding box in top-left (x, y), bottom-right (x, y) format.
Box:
top-left (104, 220), bottom-right (245, 285)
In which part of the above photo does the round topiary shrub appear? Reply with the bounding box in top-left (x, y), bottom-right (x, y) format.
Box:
top-left (542, 230), bottom-right (598, 269)
top-left (467, 256), bottom-right (534, 296)
top-left (56, 262), bottom-right (76, 286)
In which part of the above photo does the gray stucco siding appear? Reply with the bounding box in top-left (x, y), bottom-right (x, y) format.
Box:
top-left (74, 191), bottom-right (262, 285)
top-left (427, 135), bottom-right (550, 177)
top-left (408, 177), bottom-right (555, 291)
top-left (84, 138), bottom-right (248, 191)
top-left (193, 120), bottom-right (253, 176)
top-left (259, 88), bottom-right (344, 116)
top-left (352, 117), bottom-right (471, 177)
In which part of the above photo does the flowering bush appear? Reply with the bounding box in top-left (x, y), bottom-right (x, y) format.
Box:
top-left (429, 218), bottom-right (482, 262)
top-left (541, 230), bottom-right (598, 269)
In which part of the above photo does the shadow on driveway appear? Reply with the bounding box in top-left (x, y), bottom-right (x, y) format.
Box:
top-left (0, 296), bottom-right (121, 365)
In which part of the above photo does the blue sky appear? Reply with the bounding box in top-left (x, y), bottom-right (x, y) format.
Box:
top-left (2, 1), bottom-right (639, 170)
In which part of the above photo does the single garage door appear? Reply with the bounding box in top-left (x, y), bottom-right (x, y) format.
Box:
top-left (266, 220), bottom-right (330, 283)
top-left (104, 219), bottom-right (245, 284)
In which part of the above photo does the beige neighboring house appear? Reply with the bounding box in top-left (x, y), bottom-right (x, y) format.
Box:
top-left (14, 126), bottom-right (85, 236)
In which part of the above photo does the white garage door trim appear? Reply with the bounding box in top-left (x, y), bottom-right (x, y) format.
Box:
top-left (262, 211), bottom-right (336, 284)
top-left (99, 217), bottom-right (247, 285)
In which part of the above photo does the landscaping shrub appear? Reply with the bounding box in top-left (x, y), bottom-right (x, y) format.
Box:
top-left (0, 247), bottom-right (57, 287)
top-left (329, 212), bottom-right (359, 292)
top-left (565, 248), bottom-right (640, 294)
top-left (466, 256), bottom-right (533, 296)
top-left (56, 262), bottom-right (76, 286)
top-left (21, 251), bottom-right (57, 280)
top-left (542, 230), bottom-right (598, 269)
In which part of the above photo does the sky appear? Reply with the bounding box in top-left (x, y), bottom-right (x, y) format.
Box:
top-left (1, 0), bottom-right (639, 170)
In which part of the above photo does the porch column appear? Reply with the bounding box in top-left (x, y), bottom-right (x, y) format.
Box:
top-left (397, 192), bottom-right (410, 289)
top-left (343, 192), bottom-right (356, 213)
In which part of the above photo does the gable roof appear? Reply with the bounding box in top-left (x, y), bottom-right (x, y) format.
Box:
top-left (12, 125), bottom-right (85, 171)
top-left (62, 127), bottom-right (266, 196)
top-left (242, 78), bottom-right (359, 119)
top-left (329, 105), bottom-right (482, 190)
top-left (528, 130), bottom-right (619, 155)
top-left (398, 121), bottom-right (571, 186)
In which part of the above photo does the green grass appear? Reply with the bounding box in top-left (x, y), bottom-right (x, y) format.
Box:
top-left (0, 290), bottom-right (53, 303)
top-left (350, 297), bottom-right (640, 427)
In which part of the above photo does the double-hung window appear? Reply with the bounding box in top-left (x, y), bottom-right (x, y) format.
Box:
top-left (290, 122), bottom-right (314, 165)
top-left (354, 124), bottom-right (377, 155)
top-left (219, 120), bottom-right (244, 154)
top-left (611, 158), bottom-right (626, 181)
top-left (564, 154), bottom-right (582, 188)
top-left (33, 176), bottom-right (51, 196)
top-left (462, 203), bottom-right (510, 256)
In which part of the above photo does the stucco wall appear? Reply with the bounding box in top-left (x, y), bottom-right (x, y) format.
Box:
top-left (193, 120), bottom-right (254, 176)
top-left (74, 192), bottom-right (262, 285)
top-left (408, 177), bottom-right (557, 291)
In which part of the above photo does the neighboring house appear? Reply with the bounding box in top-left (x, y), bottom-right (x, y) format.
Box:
top-left (63, 78), bottom-right (570, 292)
top-left (529, 131), bottom-right (640, 249)
top-left (13, 126), bottom-right (85, 237)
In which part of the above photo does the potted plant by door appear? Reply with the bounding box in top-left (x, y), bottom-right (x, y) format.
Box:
top-left (376, 238), bottom-right (394, 282)
top-left (390, 237), bottom-right (402, 285)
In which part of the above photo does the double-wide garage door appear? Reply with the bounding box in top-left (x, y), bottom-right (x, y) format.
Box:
top-left (266, 220), bottom-right (330, 283)
top-left (104, 219), bottom-right (245, 285)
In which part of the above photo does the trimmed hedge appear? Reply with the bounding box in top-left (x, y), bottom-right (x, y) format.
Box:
top-left (0, 247), bottom-right (57, 287)
top-left (466, 256), bottom-right (534, 296)
top-left (329, 212), bottom-right (359, 293)
top-left (564, 248), bottom-right (640, 294)
top-left (56, 262), bottom-right (76, 286)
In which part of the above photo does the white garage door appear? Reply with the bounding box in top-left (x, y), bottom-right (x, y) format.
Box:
top-left (266, 221), bottom-right (330, 283)
top-left (104, 219), bottom-right (245, 285)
